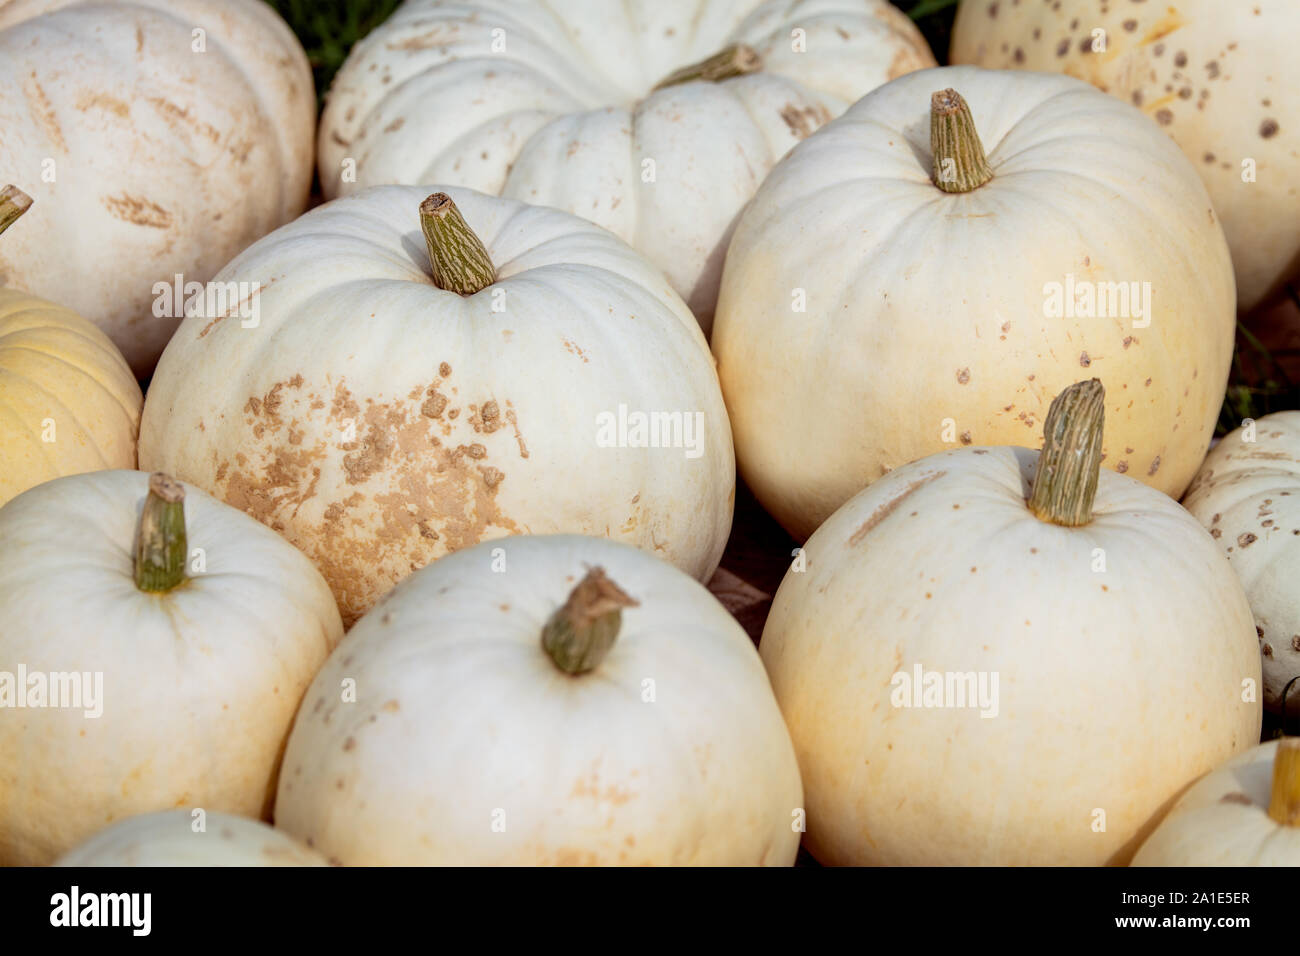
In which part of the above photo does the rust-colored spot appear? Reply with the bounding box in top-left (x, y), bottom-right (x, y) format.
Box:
top-left (101, 194), bottom-right (172, 228)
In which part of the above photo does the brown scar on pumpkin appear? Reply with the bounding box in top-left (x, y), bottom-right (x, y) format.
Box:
top-left (779, 103), bottom-right (832, 140)
top-left (849, 471), bottom-right (946, 546)
top-left (24, 72), bottom-right (66, 152)
top-left (101, 193), bottom-right (172, 228)
top-left (1219, 792), bottom-right (1253, 806)
top-left (221, 377), bottom-right (520, 624)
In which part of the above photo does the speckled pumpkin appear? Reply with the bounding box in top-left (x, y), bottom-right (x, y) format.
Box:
top-left (760, 382), bottom-right (1261, 865)
top-left (318, 0), bottom-right (935, 330)
top-left (55, 810), bottom-right (328, 867)
top-left (713, 66), bottom-right (1235, 541)
top-left (0, 187), bottom-right (141, 506)
top-left (139, 186), bottom-right (735, 626)
top-left (274, 534), bottom-right (803, 866)
top-left (0, 470), bottom-right (342, 866)
top-left (1183, 412), bottom-right (1300, 712)
top-left (0, 0), bottom-right (315, 374)
top-left (1132, 738), bottom-right (1300, 866)
top-left (951, 0), bottom-right (1300, 312)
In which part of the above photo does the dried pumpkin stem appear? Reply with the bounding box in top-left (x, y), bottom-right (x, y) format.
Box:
top-left (419, 192), bottom-right (496, 295)
top-left (541, 567), bottom-right (639, 675)
top-left (135, 473), bottom-right (188, 593)
top-left (0, 185), bottom-right (33, 237)
top-left (653, 43), bottom-right (762, 91)
top-left (1027, 379), bottom-right (1105, 527)
top-left (931, 89), bottom-right (994, 193)
top-left (1268, 738), bottom-right (1300, 827)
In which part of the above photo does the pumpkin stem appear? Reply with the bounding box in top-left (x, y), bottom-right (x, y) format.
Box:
top-left (135, 473), bottom-right (188, 593)
top-left (653, 43), bottom-right (762, 91)
top-left (541, 567), bottom-right (639, 675)
top-left (931, 89), bottom-right (994, 193)
top-left (1268, 738), bottom-right (1300, 827)
top-left (1027, 379), bottom-right (1105, 527)
top-left (419, 192), bottom-right (496, 295)
top-left (0, 185), bottom-right (33, 237)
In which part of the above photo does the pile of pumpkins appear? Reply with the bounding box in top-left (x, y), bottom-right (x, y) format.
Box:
top-left (0, 0), bottom-right (1297, 867)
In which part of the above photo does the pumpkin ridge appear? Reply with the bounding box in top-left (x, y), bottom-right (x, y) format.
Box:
top-left (0, 342), bottom-right (140, 429)
top-left (0, 365), bottom-right (112, 469)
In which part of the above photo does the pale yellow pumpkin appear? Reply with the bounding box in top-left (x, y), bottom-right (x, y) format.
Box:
top-left (1132, 738), bottom-right (1300, 866)
top-left (275, 534), bottom-right (803, 866)
top-left (950, 0), bottom-right (1300, 312)
top-left (55, 810), bottom-right (329, 867)
top-left (1182, 412), bottom-right (1300, 711)
top-left (0, 187), bottom-right (142, 507)
top-left (760, 382), bottom-right (1261, 865)
top-left (712, 66), bottom-right (1235, 541)
top-left (0, 470), bottom-right (342, 866)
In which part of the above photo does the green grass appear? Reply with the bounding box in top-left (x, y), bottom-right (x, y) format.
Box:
top-left (265, 0), bottom-right (402, 108)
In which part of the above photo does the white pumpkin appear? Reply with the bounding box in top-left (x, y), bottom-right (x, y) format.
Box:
top-left (0, 0), bottom-right (315, 374)
top-left (274, 534), bottom-right (803, 866)
top-left (55, 810), bottom-right (328, 867)
top-left (712, 65), bottom-right (1236, 541)
top-left (140, 186), bottom-right (735, 626)
top-left (1132, 738), bottom-right (1300, 866)
top-left (1183, 412), bottom-right (1300, 711)
top-left (760, 381), bottom-right (1261, 865)
top-left (0, 470), bottom-right (343, 866)
top-left (951, 0), bottom-right (1300, 312)
top-left (317, 0), bottom-right (935, 329)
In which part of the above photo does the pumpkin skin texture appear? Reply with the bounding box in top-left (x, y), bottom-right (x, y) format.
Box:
top-left (0, 470), bottom-right (343, 866)
top-left (54, 810), bottom-right (328, 867)
top-left (1182, 412), bottom-right (1300, 712)
top-left (1132, 740), bottom-right (1300, 866)
top-left (0, 0), bottom-right (315, 375)
top-left (274, 534), bottom-right (802, 866)
top-left (139, 186), bottom-right (735, 627)
top-left (0, 289), bottom-right (142, 506)
top-left (950, 0), bottom-right (1300, 313)
top-left (317, 0), bottom-right (935, 330)
top-left (712, 66), bottom-right (1235, 541)
top-left (760, 445), bottom-right (1261, 866)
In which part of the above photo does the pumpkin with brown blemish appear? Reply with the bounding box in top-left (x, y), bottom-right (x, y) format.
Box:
top-left (0, 186), bottom-right (141, 506)
top-left (0, 471), bottom-right (343, 865)
top-left (55, 810), bottom-right (329, 867)
top-left (1183, 411), bottom-right (1300, 711)
top-left (139, 186), bottom-right (735, 626)
top-left (951, 0), bottom-right (1300, 312)
top-left (274, 534), bottom-right (802, 865)
top-left (316, 0), bottom-right (935, 331)
top-left (1132, 738), bottom-right (1300, 866)
top-left (760, 381), bottom-right (1260, 865)
top-left (712, 66), bottom-right (1235, 540)
top-left (0, 0), bottom-right (315, 374)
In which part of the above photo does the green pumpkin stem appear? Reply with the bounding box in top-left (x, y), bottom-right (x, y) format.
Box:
top-left (541, 567), bottom-right (639, 675)
top-left (1027, 379), bottom-right (1105, 527)
top-left (135, 473), bottom-right (188, 593)
top-left (931, 89), bottom-right (994, 193)
top-left (1268, 738), bottom-right (1300, 827)
top-left (0, 185), bottom-right (33, 237)
top-left (419, 192), bottom-right (496, 295)
top-left (653, 43), bottom-right (762, 91)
